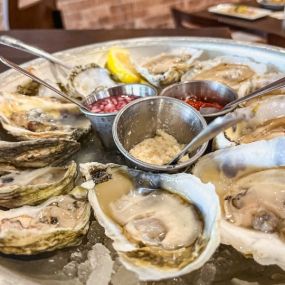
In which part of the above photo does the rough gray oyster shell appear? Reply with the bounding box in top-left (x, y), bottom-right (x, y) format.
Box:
top-left (0, 161), bottom-right (77, 209)
top-left (0, 92), bottom-right (91, 140)
top-left (0, 186), bottom-right (91, 255)
top-left (133, 47), bottom-right (202, 87)
top-left (0, 138), bottom-right (80, 169)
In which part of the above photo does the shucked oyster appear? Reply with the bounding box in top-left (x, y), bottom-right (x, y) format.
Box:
top-left (0, 186), bottom-right (91, 255)
top-left (133, 48), bottom-right (202, 87)
top-left (224, 169), bottom-right (285, 238)
top-left (0, 161), bottom-right (77, 208)
top-left (80, 162), bottom-right (220, 281)
top-left (214, 95), bottom-right (285, 149)
top-left (193, 137), bottom-right (285, 269)
top-left (181, 55), bottom-right (267, 97)
top-left (0, 138), bottom-right (80, 169)
top-left (67, 63), bottom-right (117, 98)
top-left (0, 92), bottom-right (90, 140)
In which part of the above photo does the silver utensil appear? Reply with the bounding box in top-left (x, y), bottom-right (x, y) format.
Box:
top-left (0, 35), bottom-right (72, 70)
top-left (167, 110), bottom-right (248, 166)
top-left (224, 75), bottom-right (285, 109)
top-left (0, 36), bottom-right (116, 99)
top-left (0, 56), bottom-right (89, 111)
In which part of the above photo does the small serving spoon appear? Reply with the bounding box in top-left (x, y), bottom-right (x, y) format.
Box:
top-left (0, 36), bottom-right (117, 98)
top-left (167, 110), bottom-right (248, 166)
top-left (0, 56), bottom-right (89, 111)
top-left (205, 75), bottom-right (285, 117)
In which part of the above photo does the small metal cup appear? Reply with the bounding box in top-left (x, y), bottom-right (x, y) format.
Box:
top-left (112, 96), bottom-right (207, 173)
top-left (81, 84), bottom-right (157, 149)
top-left (160, 80), bottom-right (238, 119)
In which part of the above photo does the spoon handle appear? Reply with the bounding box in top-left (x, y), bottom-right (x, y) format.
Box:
top-left (0, 35), bottom-right (72, 70)
top-left (167, 111), bottom-right (247, 166)
top-left (0, 56), bottom-right (89, 111)
top-left (225, 75), bottom-right (285, 109)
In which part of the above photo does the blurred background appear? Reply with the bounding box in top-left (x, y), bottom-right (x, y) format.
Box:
top-left (0, 0), bottom-right (239, 29)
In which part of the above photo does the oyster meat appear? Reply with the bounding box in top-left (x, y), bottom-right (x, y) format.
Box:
top-left (0, 138), bottom-right (80, 169)
top-left (0, 186), bottom-right (91, 255)
top-left (214, 95), bottom-right (285, 149)
top-left (0, 161), bottom-right (77, 208)
top-left (67, 63), bottom-right (117, 98)
top-left (224, 168), bottom-right (285, 238)
top-left (133, 48), bottom-right (202, 87)
top-left (80, 162), bottom-right (220, 281)
top-left (0, 92), bottom-right (91, 140)
top-left (181, 56), bottom-right (267, 97)
top-left (193, 137), bottom-right (285, 269)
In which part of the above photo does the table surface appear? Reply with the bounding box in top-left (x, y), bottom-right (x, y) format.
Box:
top-left (0, 28), bottom-right (231, 73)
top-left (180, 0), bottom-right (285, 38)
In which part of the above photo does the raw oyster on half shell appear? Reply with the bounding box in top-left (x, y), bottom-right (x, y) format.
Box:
top-left (181, 56), bottom-right (267, 97)
top-left (0, 161), bottom-right (77, 208)
top-left (214, 95), bottom-right (285, 149)
top-left (0, 138), bottom-right (80, 169)
top-left (67, 63), bottom-right (117, 98)
top-left (193, 137), bottom-right (285, 270)
top-left (0, 92), bottom-right (91, 140)
top-left (80, 162), bottom-right (220, 281)
top-left (133, 48), bottom-right (202, 87)
top-left (0, 186), bottom-right (91, 255)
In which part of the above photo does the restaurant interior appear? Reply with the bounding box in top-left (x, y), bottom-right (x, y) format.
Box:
top-left (0, 0), bottom-right (285, 285)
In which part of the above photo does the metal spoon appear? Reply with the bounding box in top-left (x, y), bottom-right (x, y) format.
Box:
top-left (0, 36), bottom-right (117, 98)
top-left (205, 75), bottom-right (285, 117)
top-left (224, 75), bottom-right (285, 109)
top-left (0, 35), bottom-right (72, 70)
top-left (167, 110), bottom-right (248, 166)
top-left (0, 56), bottom-right (89, 111)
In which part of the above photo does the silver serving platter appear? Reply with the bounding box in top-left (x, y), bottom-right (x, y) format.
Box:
top-left (1, 37), bottom-right (285, 285)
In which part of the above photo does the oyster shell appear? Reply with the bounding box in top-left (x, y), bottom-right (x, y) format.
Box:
top-left (0, 186), bottom-right (91, 255)
top-left (214, 95), bottom-right (285, 149)
top-left (0, 138), bottom-right (80, 169)
top-left (80, 162), bottom-right (220, 281)
top-left (193, 137), bottom-right (285, 269)
top-left (181, 56), bottom-right (267, 97)
top-left (133, 48), bottom-right (202, 87)
top-left (0, 161), bottom-right (77, 208)
top-left (67, 63), bottom-right (117, 98)
top-left (0, 92), bottom-right (91, 140)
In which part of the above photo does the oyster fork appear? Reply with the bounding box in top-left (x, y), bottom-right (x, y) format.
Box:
top-left (0, 35), bottom-right (72, 70)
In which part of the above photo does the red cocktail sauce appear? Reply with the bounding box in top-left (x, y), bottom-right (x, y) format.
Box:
top-left (183, 97), bottom-right (224, 111)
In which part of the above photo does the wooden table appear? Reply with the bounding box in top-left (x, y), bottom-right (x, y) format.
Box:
top-left (0, 28), bottom-right (231, 73)
top-left (172, 1), bottom-right (285, 47)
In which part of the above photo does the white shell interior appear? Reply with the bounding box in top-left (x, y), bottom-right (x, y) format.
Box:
top-left (193, 137), bottom-right (285, 269)
top-left (82, 163), bottom-right (220, 281)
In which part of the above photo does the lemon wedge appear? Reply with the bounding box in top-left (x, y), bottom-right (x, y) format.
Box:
top-left (106, 47), bottom-right (143, 84)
